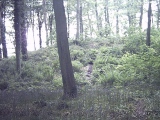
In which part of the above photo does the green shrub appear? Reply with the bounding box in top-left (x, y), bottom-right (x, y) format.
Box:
top-left (122, 30), bottom-right (145, 54)
top-left (72, 61), bottom-right (83, 73)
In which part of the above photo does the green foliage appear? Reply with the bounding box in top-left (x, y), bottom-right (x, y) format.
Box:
top-left (70, 50), bottom-right (84, 61)
top-left (86, 49), bottom-right (98, 61)
top-left (72, 60), bottom-right (83, 73)
top-left (122, 29), bottom-right (146, 54)
top-left (117, 46), bottom-right (160, 84)
top-left (97, 70), bottom-right (118, 88)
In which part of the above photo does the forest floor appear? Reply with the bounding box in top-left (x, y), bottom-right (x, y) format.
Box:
top-left (0, 84), bottom-right (160, 120)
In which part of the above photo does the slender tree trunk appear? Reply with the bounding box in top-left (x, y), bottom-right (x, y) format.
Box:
top-left (14, 0), bottom-right (21, 73)
top-left (43, 0), bottom-right (48, 46)
top-left (127, 0), bottom-right (132, 27)
top-left (49, 14), bottom-right (54, 45)
top-left (95, 0), bottom-right (99, 31)
top-left (116, 9), bottom-right (119, 35)
top-left (87, 3), bottom-right (92, 37)
top-left (95, 0), bottom-right (102, 36)
top-left (0, 2), bottom-right (2, 60)
top-left (104, 0), bottom-right (110, 25)
top-left (31, 1), bottom-right (36, 50)
top-left (1, 2), bottom-right (8, 58)
top-left (20, 0), bottom-right (28, 61)
top-left (114, 0), bottom-right (119, 35)
top-left (53, 0), bottom-right (77, 99)
top-left (139, 0), bottom-right (144, 28)
top-left (80, 0), bottom-right (83, 38)
top-left (76, 0), bottom-right (80, 41)
top-left (146, 1), bottom-right (152, 46)
top-left (32, 11), bottom-right (36, 50)
top-left (37, 12), bottom-right (42, 48)
top-left (104, 0), bottom-right (110, 36)
top-left (157, 0), bottom-right (160, 28)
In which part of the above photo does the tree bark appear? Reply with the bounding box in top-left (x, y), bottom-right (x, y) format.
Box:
top-left (76, 0), bottom-right (80, 41)
top-left (80, 1), bottom-right (83, 38)
top-left (31, 0), bottom-right (36, 50)
top-left (116, 9), bottom-right (119, 35)
top-left (20, 0), bottom-right (28, 61)
top-left (95, 0), bottom-right (102, 36)
top-left (37, 11), bottom-right (42, 48)
top-left (1, 1), bottom-right (8, 58)
top-left (157, 0), bottom-right (160, 28)
top-left (139, 0), bottom-right (144, 28)
top-left (87, 3), bottom-right (93, 37)
top-left (14, 0), bottom-right (21, 72)
top-left (49, 14), bottom-right (54, 45)
top-left (0, 2), bottom-right (2, 60)
top-left (53, 0), bottom-right (77, 99)
top-left (95, 0), bottom-right (99, 31)
top-left (104, 0), bottom-right (110, 25)
top-left (43, 0), bottom-right (49, 46)
top-left (146, 1), bottom-right (152, 46)
top-left (104, 0), bottom-right (110, 36)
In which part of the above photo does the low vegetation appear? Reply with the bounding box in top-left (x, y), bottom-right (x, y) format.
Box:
top-left (0, 29), bottom-right (160, 119)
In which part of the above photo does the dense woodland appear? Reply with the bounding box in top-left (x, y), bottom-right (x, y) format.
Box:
top-left (0, 0), bottom-right (160, 119)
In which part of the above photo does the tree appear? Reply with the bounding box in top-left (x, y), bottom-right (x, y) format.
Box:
top-left (139, 0), bottom-right (144, 28)
top-left (104, 0), bottom-right (110, 37)
top-left (0, 2), bottom-right (2, 60)
top-left (76, 0), bottom-right (80, 41)
top-left (156, 0), bottom-right (160, 28)
top-left (114, 0), bottom-right (120, 35)
top-left (80, 0), bottom-right (83, 38)
top-left (0, 1), bottom-right (8, 58)
top-left (36, 5), bottom-right (43, 48)
top-left (20, 0), bottom-right (28, 61)
top-left (146, 1), bottom-right (152, 46)
top-left (14, 0), bottom-right (21, 72)
top-left (94, 0), bottom-right (102, 36)
top-left (53, 0), bottom-right (77, 99)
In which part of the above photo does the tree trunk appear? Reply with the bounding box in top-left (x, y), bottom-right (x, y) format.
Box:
top-left (104, 0), bottom-right (109, 24)
top-left (37, 11), bottom-right (42, 48)
top-left (127, 0), bottom-right (132, 27)
top-left (76, 0), bottom-right (80, 41)
top-left (139, 0), bottom-right (144, 28)
top-left (1, 2), bottom-right (8, 58)
top-left (95, 0), bottom-right (102, 36)
top-left (157, 0), bottom-right (160, 28)
top-left (116, 9), bottom-right (119, 35)
top-left (87, 3), bottom-right (93, 37)
top-left (95, 0), bottom-right (99, 31)
top-left (0, 2), bottom-right (2, 60)
top-left (20, 0), bottom-right (28, 61)
top-left (53, 0), bottom-right (77, 99)
top-left (43, 0), bottom-right (49, 46)
top-left (49, 14), bottom-right (54, 45)
top-left (14, 0), bottom-right (21, 73)
top-left (80, 1), bottom-right (83, 38)
top-left (104, 0), bottom-right (110, 36)
top-left (31, 1), bottom-right (36, 50)
top-left (146, 1), bottom-right (152, 46)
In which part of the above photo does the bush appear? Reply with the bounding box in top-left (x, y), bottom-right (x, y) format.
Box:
top-left (122, 30), bottom-right (145, 54)
top-left (72, 61), bottom-right (83, 73)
